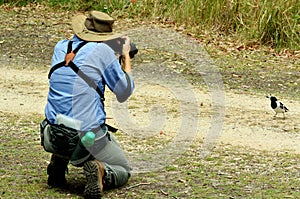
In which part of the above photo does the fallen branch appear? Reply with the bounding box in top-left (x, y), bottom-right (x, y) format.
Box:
top-left (126, 182), bottom-right (151, 190)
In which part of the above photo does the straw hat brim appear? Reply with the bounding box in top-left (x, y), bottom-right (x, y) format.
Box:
top-left (72, 14), bottom-right (121, 42)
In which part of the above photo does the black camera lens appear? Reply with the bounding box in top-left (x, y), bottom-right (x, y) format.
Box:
top-left (129, 43), bottom-right (138, 58)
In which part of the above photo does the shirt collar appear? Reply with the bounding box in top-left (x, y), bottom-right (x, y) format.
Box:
top-left (72, 35), bottom-right (83, 42)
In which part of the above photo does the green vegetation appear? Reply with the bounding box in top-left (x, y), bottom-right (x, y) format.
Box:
top-left (0, 1), bottom-right (300, 199)
top-left (1, 0), bottom-right (299, 50)
top-left (1, 112), bottom-right (300, 198)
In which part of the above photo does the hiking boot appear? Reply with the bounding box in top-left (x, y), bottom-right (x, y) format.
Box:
top-left (83, 160), bottom-right (105, 199)
top-left (47, 155), bottom-right (69, 188)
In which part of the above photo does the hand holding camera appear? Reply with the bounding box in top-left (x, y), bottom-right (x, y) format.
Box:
top-left (121, 36), bottom-right (131, 57)
top-left (120, 36), bottom-right (132, 73)
top-left (104, 36), bottom-right (138, 59)
top-left (104, 36), bottom-right (138, 73)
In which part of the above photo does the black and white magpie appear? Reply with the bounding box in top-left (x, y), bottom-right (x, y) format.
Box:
top-left (266, 95), bottom-right (289, 118)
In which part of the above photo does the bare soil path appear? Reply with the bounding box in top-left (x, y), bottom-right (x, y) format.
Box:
top-left (1, 66), bottom-right (299, 155)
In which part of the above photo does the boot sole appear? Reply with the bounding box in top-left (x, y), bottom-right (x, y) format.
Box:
top-left (84, 161), bottom-right (104, 198)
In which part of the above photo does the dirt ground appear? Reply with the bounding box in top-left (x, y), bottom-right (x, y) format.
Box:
top-left (0, 4), bottom-right (299, 171)
top-left (1, 5), bottom-right (300, 199)
top-left (1, 66), bottom-right (299, 155)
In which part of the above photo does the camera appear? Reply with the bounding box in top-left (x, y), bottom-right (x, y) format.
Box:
top-left (104, 37), bottom-right (138, 60)
top-left (128, 42), bottom-right (138, 59)
top-left (117, 38), bottom-right (138, 59)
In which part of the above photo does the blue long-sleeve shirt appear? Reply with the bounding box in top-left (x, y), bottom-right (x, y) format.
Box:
top-left (45, 35), bottom-right (134, 131)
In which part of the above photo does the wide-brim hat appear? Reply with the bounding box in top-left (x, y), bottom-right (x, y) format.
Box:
top-left (72, 11), bottom-right (121, 42)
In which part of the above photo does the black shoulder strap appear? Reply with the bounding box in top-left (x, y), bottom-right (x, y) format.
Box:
top-left (73, 41), bottom-right (87, 53)
top-left (68, 61), bottom-right (105, 101)
top-left (48, 41), bottom-right (86, 79)
top-left (48, 41), bottom-right (105, 102)
top-left (67, 40), bottom-right (73, 53)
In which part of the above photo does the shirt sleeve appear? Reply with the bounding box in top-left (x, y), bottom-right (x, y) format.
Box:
top-left (102, 58), bottom-right (135, 103)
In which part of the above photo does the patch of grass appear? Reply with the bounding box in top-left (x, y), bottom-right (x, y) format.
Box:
top-left (1, 113), bottom-right (300, 198)
top-left (1, 0), bottom-right (299, 50)
top-left (205, 45), bottom-right (300, 100)
top-left (0, 4), bottom-right (299, 199)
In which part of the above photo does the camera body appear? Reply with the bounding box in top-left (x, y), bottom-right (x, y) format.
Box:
top-left (117, 38), bottom-right (138, 59)
top-left (104, 38), bottom-right (138, 60)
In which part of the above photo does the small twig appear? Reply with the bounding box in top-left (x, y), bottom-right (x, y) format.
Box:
top-left (160, 189), bottom-right (168, 196)
top-left (126, 182), bottom-right (151, 190)
top-left (52, 22), bottom-right (70, 26)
